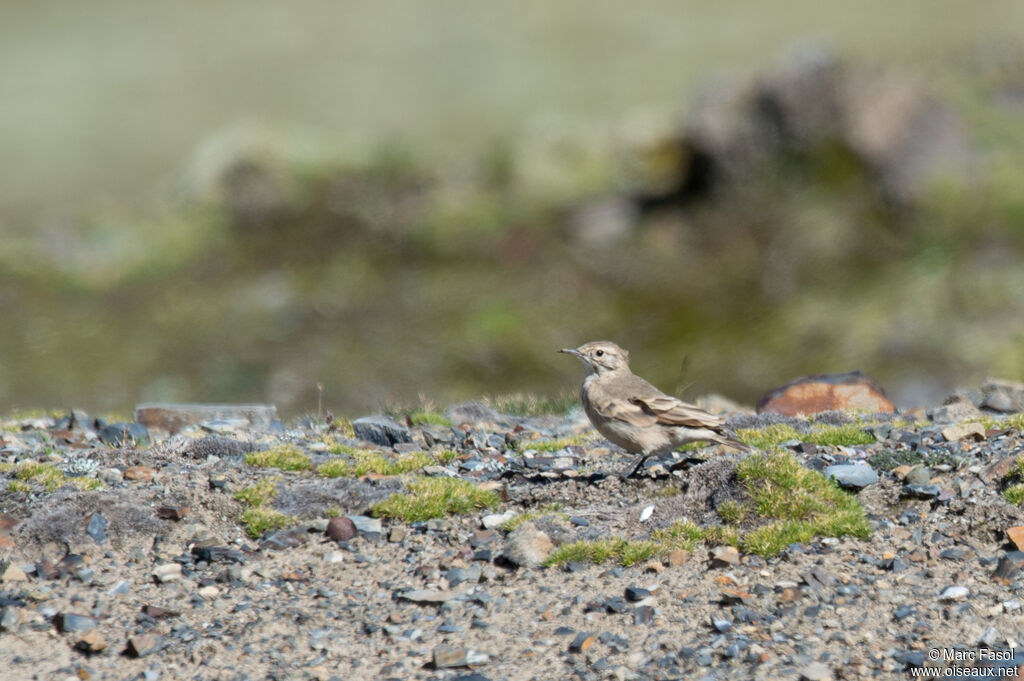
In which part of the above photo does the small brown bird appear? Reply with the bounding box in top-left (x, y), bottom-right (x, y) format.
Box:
top-left (559, 341), bottom-right (748, 478)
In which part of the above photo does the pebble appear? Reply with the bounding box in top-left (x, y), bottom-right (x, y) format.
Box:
top-left (481, 511), bottom-right (517, 529)
top-left (938, 585), bottom-right (969, 601)
top-left (152, 563), bottom-right (182, 583)
top-left (569, 632), bottom-right (598, 653)
top-left (503, 522), bottom-right (554, 568)
top-left (75, 629), bottom-right (107, 654)
top-left (432, 645), bottom-right (487, 668)
top-left (709, 546), bottom-right (739, 567)
top-left (126, 634), bottom-right (162, 657)
top-left (800, 661), bottom-right (833, 681)
top-left (325, 516), bottom-right (357, 541)
top-left (825, 463), bottom-right (878, 489)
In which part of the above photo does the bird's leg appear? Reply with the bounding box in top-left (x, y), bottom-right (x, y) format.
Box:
top-left (618, 454), bottom-right (648, 479)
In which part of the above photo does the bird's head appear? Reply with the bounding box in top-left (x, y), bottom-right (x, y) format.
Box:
top-left (558, 341), bottom-right (630, 376)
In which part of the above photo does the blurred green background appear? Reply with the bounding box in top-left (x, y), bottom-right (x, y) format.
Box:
top-left (2, 1), bottom-right (1024, 416)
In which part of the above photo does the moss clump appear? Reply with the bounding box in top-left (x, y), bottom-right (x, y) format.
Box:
top-left (519, 436), bottom-right (585, 453)
top-left (436, 449), bottom-right (460, 464)
top-left (1004, 484), bottom-right (1024, 506)
top-left (240, 507), bottom-right (292, 538)
top-left (371, 476), bottom-right (500, 522)
top-left (736, 423), bottom-right (875, 450)
top-left (316, 450), bottom-right (433, 478)
top-left (717, 500), bottom-right (748, 524)
top-left (546, 451), bottom-right (869, 566)
top-left (498, 504), bottom-right (567, 532)
top-left (233, 479), bottom-right (278, 507)
top-left (409, 411), bottom-right (453, 428)
top-left (245, 445), bottom-right (312, 472)
top-left (735, 451), bottom-right (870, 555)
top-left (544, 538), bottom-right (661, 568)
top-left (7, 480), bottom-right (31, 492)
top-left (71, 477), bottom-right (104, 491)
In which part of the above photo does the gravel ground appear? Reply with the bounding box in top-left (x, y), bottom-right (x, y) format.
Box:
top-left (3, 390), bottom-right (1024, 681)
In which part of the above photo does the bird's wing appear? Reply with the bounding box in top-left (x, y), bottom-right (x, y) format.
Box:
top-left (620, 375), bottom-right (725, 429)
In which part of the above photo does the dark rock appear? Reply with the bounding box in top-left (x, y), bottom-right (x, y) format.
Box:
top-left (711, 615), bottom-right (732, 633)
top-left (325, 517), bottom-right (357, 542)
top-left (825, 464), bottom-right (878, 489)
top-left (191, 545), bottom-right (247, 564)
top-left (903, 484), bottom-right (941, 499)
top-left (569, 632), bottom-right (597, 653)
top-left (98, 422), bottom-right (150, 447)
top-left (352, 416), bottom-right (412, 447)
top-left (53, 613), bottom-right (96, 633)
top-left (126, 634), bottom-right (163, 657)
top-left (624, 586), bottom-right (651, 602)
top-left (86, 512), bottom-right (108, 544)
top-left (992, 551), bottom-right (1024, 585)
top-left (757, 371), bottom-right (894, 416)
top-left (633, 605), bottom-right (655, 625)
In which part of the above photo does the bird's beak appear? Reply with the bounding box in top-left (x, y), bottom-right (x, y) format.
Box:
top-left (558, 348), bottom-right (582, 358)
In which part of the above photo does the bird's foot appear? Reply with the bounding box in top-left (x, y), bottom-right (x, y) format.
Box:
top-left (617, 454), bottom-right (648, 480)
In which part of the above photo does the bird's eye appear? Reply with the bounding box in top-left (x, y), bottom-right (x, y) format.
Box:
top-left (595, 350), bottom-right (604, 357)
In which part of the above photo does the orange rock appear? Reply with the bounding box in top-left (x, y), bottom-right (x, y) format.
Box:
top-left (124, 466), bottom-right (157, 482)
top-left (757, 371), bottom-right (895, 416)
top-left (667, 549), bottom-right (690, 566)
top-left (1007, 526), bottom-right (1024, 551)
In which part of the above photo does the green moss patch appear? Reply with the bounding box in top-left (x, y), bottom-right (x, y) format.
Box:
top-left (4, 461), bottom-right (103, 492)
top-left (546, 451), bottom-right (870, 567)
top-left (245, 445), bottom-right (312, 471)
top-left (233, 478), bottom-right (278, 507)
top-left (736, 422), bottom-right (875, 450)
top-left (371, 476), bottom-right (500, 522)
top-left (316, 450), bottom-right (434, 478)
top-left (240, 507), bottom-right (293, 538)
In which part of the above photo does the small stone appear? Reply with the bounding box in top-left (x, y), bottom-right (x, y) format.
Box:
top-left (711, 615), bottom-right (733, 633)
top-left (86, 512), bottom-right (108, 544)
top-left (928, 398), bottom-right (983, 424)
top-left (388, 526), bottom-right (407, 542)
top-left (141, 605), bottom-right (179, 619)
top-left (668, 549), bottom-right (690, 567)
top-left (981, 457), bottom-right (1017, 483)
top-left (904, 484), bottom-right (940, 498)
top-left (1007, 527), bottom-right (1024, 551)
top-left (569, 632), bottom-right (597, 653)
top-left (323, 551), bottom-right (344, 564)
top-left (126, 634), bottom-right (162, 657)
top-left (432, 645), bottom-right (486, 668)
top-left (981, 387), bottom-right (1022, 413)
top-left (904, 466), bottom-right (932, 486)
top-left (352, 415), bottom-right (412, 447)
top-left (54, 613), bottom-right (97, 633)
top-left (347, 515), bottom-right (382, 535)
top-left (481, 512), bottom-right (517, 530)
top-left (891, 465), bottom-right (913, 480)
top-left (155, 506), bottom-right (189, 521)
top-left (0, 561), bottom-right (28, 583)
top-left (123, 466), bottom-right (157, 482)
top-left (992, 551), bottom-right (1024, 584)
top-left (503, 522), bottom-right (554, 568)
top-left (151, 563), bottom-right (182, 584)
top-left (325, 517), bottom-right (356, 542)
top-left (0, 607), bottom-right (19, 631)
top-left (939, 585), bottom-right (969, 601)
top-left (197, 585), bottom-right (220, 599)
top-left (633, 605), bottom-right (655, 625)
top-left (398, 588), bottom-right (465, 604)
top-left (800, 661), bottom-right (833, 681)
top-left (75, 629), bottom-right (107, 654)
top-left (624, 586), bottom-right (651, 602)
top-left (941, 422), bottom-right (986, 442)
top-left (825, 464), bottom-right (878, 489)
top-left (709, 546), bottom-right (740, 567)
